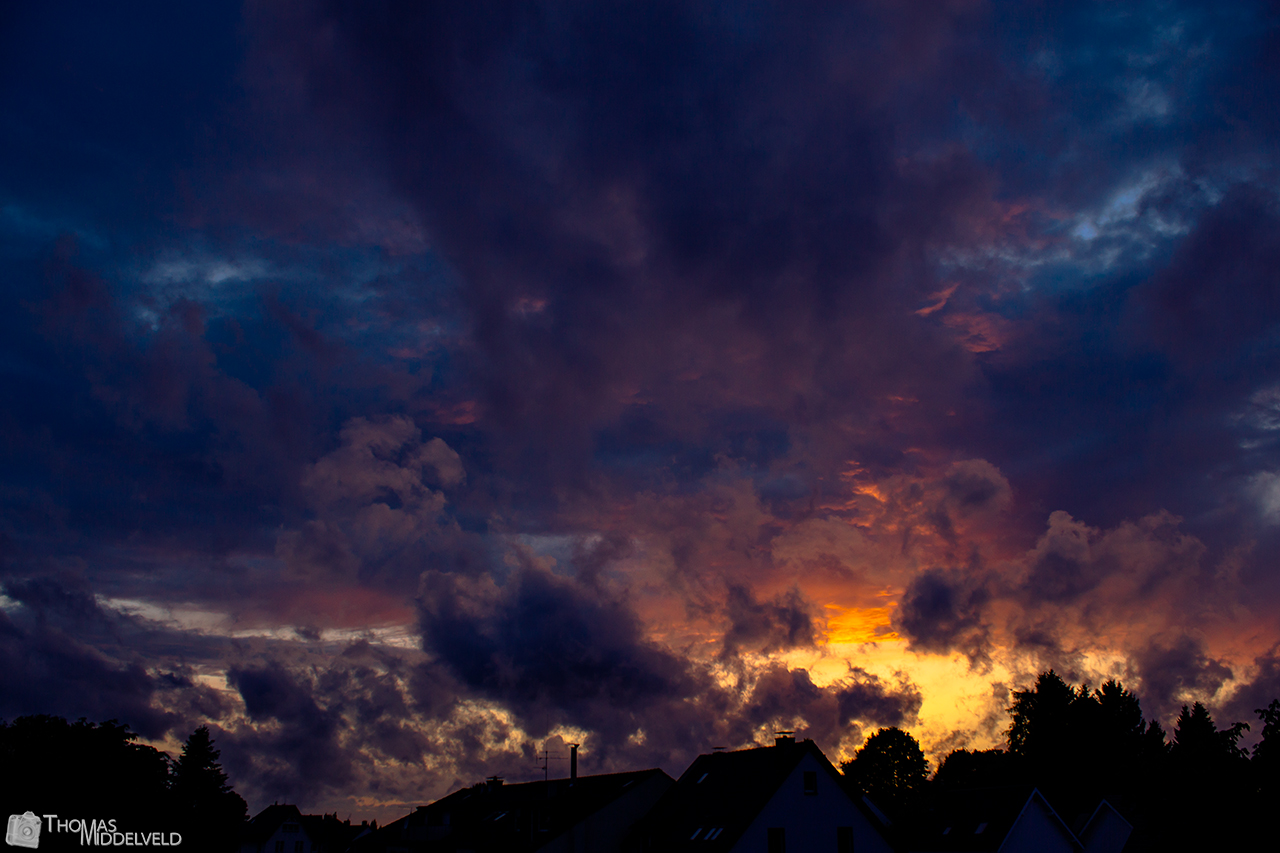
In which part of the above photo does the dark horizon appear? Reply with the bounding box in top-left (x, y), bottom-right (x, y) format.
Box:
top-left (3, 0), bottom-right (1280, 823)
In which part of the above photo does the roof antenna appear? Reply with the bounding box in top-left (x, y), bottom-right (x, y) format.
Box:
top-left (535, 749), bottom-right (564, 783)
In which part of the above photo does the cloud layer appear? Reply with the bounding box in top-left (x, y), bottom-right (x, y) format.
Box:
top-left (2, 0), bottom-right (1280, 818)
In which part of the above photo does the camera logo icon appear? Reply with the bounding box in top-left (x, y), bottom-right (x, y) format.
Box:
top-left (5, 812), bottom-right (41, 849)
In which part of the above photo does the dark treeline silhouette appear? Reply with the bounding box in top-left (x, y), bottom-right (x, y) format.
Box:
top-left (0, 716), bottom-right (246, 853)
top-left (844, 671), bottom-right (1280, 851)
top-left (840, 725), bottom-right (929, 819)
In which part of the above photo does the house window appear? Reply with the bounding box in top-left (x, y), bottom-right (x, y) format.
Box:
top-left (767, 827), bottom-right (786, 853)
top-left (294, 842), bottom-right (304, 853)
top-left (803, 771), bottom-right (817, 795)
top-left (283, 824), bottom-right (300, 833)
top-left (837, 826), bottom-right (854, 853)
top-left (274, 843), bottom-right (284, 853)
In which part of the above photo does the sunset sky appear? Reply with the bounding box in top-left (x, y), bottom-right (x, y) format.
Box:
top-left (3, 0), bottom-right (1280, 821)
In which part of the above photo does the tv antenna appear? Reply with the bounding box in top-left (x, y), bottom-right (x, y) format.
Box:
top-left (534, 749), bottom-right (564, 783)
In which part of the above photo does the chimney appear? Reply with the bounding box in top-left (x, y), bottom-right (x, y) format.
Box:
top-left (774, 731), bottom-right (795, 747)
top-left (486, 776), bottom-right (504, 791)
top-left (570, 744), bottom-right (579, 784)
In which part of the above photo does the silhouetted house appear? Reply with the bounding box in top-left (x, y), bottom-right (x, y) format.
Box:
top-left (900, 787), bottom-right (1129, 853)
top-left (626, 734), bottom-right (894, 853)
top-left (1073, 801), bottom-right (1132, 853)
top-left (350, 769), bottom-right (673, 853)
top-left (241, 804), bottom-right (369, 853)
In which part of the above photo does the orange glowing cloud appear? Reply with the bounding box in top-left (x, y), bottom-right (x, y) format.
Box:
top-left (823, 603), bottom-right (900, 644)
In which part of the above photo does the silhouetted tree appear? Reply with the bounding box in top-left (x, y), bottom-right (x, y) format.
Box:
top-left (1172, 701), bottom-right (1249, 766)
top-left (1141, 717), bottom-right (1170, 762)
top-left (1076, 679), bottom-right (1162, 819)
top-left (1254, 699), bottom-right (1280, 798)
top-left (0, 716), bottom-right (177, 852)
top-left (1005, 670), bottom-right (1099, 816)
top-left (931, 748), bottom-right (1022, 789)
top-left (840, 727), bottom-right (928, 818)
top-left (914, 672), bottom-right (1276, 851)
top-left (172, 726), bottom-right (248, 853)
top-left (1007, 670), bottom-right (1085, 761)
top-left (1092, 680), bottom-right (1147, 763)
top-left (1153, 702), bottom-right (1249, 849)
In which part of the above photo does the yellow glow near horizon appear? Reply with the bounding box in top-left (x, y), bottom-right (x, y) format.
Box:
top-left (822, 603), bottom-right (899, 644)
top-left (779, 635), bottom-right (1013, 767)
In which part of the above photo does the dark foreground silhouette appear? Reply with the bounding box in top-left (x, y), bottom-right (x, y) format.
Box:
top-left (8, 672), bottom-right (1278, 852)
top-left (0, 717), bottom-right (246, 853)
top-left (842, 672), bottom-right (1280, 851)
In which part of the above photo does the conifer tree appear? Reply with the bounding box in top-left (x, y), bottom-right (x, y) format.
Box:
top-left (1166, 702), bottom-right (1252, 848)
top-left (1006, 670), bottom-right (1085, 764)
top-left (172, 726), bottom-right (247, 853)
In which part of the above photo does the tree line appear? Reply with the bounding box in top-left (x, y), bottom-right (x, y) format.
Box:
top-left (841, 671), bottom-right (1280, 851)
top-left (0, 716), bottom-right (247, 853)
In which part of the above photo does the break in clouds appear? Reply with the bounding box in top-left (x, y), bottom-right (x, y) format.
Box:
top-left (3, 0), bottom-right (1280, 818)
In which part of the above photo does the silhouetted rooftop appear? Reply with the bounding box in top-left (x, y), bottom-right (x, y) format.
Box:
top-left (629, 738), bottom-right (881, 851)
top-left (899, 786), bottom-right (1079, 852)
top-left (242, 804), bottom-right (368, 852)
top-left (352, 768), bottom-right (670, 853)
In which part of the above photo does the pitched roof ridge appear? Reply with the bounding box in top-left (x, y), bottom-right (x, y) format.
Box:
top-left (1021, 788), bottom-right (1085, 851)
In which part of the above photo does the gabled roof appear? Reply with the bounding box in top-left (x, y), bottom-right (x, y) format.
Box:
top-left (900, 786), bottom-right (1081, 853)
top-left (297, 813), bottom-right (367, 851)
top-left (352, 768), bottom-right (671, 853)
top-left (1074, 800), bottom-right (1132, 853)
top-left (243, 804), bottom-right (304, 845)
top-left (628, 738), bottom-right (860, 852)
top-left (243, 804), bottom-right (366, 851)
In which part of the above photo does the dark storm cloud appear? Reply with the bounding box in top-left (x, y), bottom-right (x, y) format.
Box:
top-left (739, 663), bottom-right (921, 746)
top-left (569, 533), bottom-right (634, 589)
top-left (277, 414), bottom-right (468, 591)
top-left (0, 576), bottom-right (235, 737)
top-left (1134, 634), bottom-right (1235, 719)
top-left (893, 568), bottom-right (991, 663)
top-left (0, 602), bottom-right (171, 736)
top-left (242, 0), bottom-right (1001, 490)
top-left (199, 606), bottom-right (920, 809)
top-left (950, 179), bottom-right (1280, 542)
top-left (834, 672), bottom-right (923, 731)
top-left (0, 235), bottom-right (454, 619)
top-left (1222, 646), bottom-right (1280, 737)
top-left (418, 565), bottom-right (701, 739)
top-left (227, 0), bottom-right (1280, 548)
top-left (888, 507), bottom-right (1242, 698)
top-left (226, 661), bottom-right (355, 801)
top-left (722, 584), bottom-right (818, 658)
top-left (3, 0), bottom-right (1280, 817)
top-left (3, 0), bottom-right (1273, 559)
top-left (1141, 185), bottom-right (1280, 365)
top-left (417, 561), bottom-right (920, 768)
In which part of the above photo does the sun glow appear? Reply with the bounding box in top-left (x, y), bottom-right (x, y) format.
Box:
top-left (822, 603), bottom-right (899, 644)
